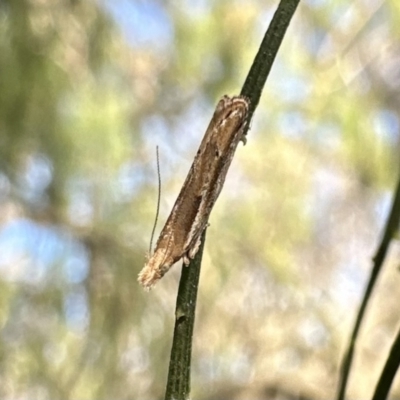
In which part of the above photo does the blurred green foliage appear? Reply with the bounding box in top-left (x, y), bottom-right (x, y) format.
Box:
top-left (0, 0), bottom-right (399, 399)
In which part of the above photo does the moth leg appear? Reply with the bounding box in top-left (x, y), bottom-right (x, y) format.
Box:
top-left (182, 233), bottom-right (203, 267)
top-left (183, 254), bottom-right (190, 266)
top-left (188, 234), bottom-right (202, 260)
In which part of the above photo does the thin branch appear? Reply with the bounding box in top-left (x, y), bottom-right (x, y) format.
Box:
top-left (336, 168), bottom-right (400, 400)
top-left (241, 0), bottom-right (301, 124)
top-left (164, 231), bottom-right (206, 400)
top-left (371, 324), bottom-right (400, 400)
top-left (164, 1), bottom-right (301, 399)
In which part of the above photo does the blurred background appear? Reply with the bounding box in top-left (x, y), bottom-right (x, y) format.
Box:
top-left (1, 0), bottom-right (400, 399)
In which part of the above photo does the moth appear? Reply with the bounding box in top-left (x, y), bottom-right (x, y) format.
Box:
top-left (138, 95), bottom-right (250, 289)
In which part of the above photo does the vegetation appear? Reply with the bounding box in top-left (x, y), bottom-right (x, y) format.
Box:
top-left (0, 1), bottom-right (399, 399)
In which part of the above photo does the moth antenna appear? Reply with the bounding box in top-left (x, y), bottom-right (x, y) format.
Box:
top-left (149, 146), bottom-right (161, 255)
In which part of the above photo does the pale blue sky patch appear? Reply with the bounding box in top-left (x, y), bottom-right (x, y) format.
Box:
top-left (373, 109), bottom-right (399, 145)
top-left (64, 289), bottom-right (89, 333)
top-left (0, 219), bottom-right (89, 286)
top-left (102, 0), bottom-right (173, 51)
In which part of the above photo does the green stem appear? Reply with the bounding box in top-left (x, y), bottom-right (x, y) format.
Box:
top-left (164, 1), bottom-right (301, 398)
top-left (164, 231), bottom-right (206, 400)
top-left (371, 325), bottom-right (400, 400)
top-left (336, 169), bottom-right (400, 400)
top-left (241, 0), bottom-right (301, 124)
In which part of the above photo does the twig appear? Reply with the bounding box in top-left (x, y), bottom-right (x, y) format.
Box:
top-left (371, 323), bottom-right (400, 400)
top-left (164, 1), bottom-right (301, 399)
top-left (336, 168), bottom-right (400, 400)
top-left (164, 231), bottom-right (206, 400)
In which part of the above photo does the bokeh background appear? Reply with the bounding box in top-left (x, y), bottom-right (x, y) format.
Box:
top-left (1, 0), bottom-right (400, 399)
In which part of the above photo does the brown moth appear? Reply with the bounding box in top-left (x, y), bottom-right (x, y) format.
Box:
top-left (138, 95), bottom-right (250, 289)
